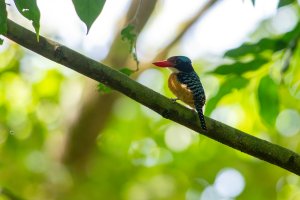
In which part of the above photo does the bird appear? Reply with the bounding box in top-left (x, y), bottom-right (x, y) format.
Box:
top-left (153, 56), bottom-right (207, 130)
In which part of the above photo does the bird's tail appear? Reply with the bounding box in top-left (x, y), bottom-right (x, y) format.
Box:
top-left (195, 101), bottom-right (207, 130)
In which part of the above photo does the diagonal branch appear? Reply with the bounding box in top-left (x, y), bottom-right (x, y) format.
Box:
top-left (4, 19), bottom-right (300, 175)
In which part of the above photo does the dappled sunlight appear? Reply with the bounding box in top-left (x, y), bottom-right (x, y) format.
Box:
top-left (113, 97), bottom-right (139, 121)
top-left (125, 175), bottom-right (176, 200)
top-left (214, 168), bottom-right (245, 198)
top-left (211, 105), bottom-right (245, 127)
top-left (1, 0), bottom-right (300, 199)
top-left (276, 109), bottom-right (300, 137)
top-left (189, 168), bottom-right (245, 200)
top-left (137, 68), bottom-right (165, 93)
top-left (164, 124), bottom-right (198, 152)
top-left (36, 101), bottom-right (61, 127)
top-left (128, 138), bottom-right (173, 167)
top-left (271, 6), bottom-right (298, 34)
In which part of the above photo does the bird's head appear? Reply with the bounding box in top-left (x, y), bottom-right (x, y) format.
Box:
top-left (153, 56), bottom-right (194, 73)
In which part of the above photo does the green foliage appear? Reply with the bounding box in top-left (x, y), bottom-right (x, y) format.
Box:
top-left (119, 67), bottom-right (135, 76)
top-left (210, 58), bottom-right (268, 75)
top-left (0, 0), bottom-right (7, 45)
top-left (121, 24), bottom-right (139, 69)
top-left (225, 22), bottom-right (300, 60)
top-left (205, 76), bottom-right (249, 116)
top-left (14, 0), bottom-right (40, 40)
top-left (121, 24), bottom-right (136, 52)
top-left (257, 75), bottom-right (279, 126)
top-left (251, 0), bottom-right (255, 6)
top-left (208, 19), bottom-right (300, 130)
top-left (97, 82), bottom-right (111, 93)
top-left (283, 22), bottom-right (300, 42)
top-left (224, 38), bottom-right (287, 59)
top-left (72, 0), bottom-right (106, 33)
top-left (278, 0), bottom-right (296, 8)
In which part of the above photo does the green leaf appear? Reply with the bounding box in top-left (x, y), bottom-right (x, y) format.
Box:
top-left (224, 38), bottom-right (287, 58)
top-left (205, 76), bottom-right (249, 116)
top-left (119, 68), bottom-right (135, 76)
top-left (211, 58), bottom-right (268, 75)
top-left (14, 0), bottom-right (40, 40)
top-left (224, 22), bottom-right (300, 59)
top-left (121, 24), bottom-right (139, 69)
top-left (257, 75), bottom-right (279, 126)
top-left (251, 0), bottom-right (255, 6)
top-left (0, 0), bottom-right (7, 44)
top-left (121, 24), bottom-right (137, 52)
top-left (72, 0), bottom-right (106, 33)
top-left (278, 0), bottom-right (295, 8)
top-left (97, 83), bottom-right (111, 93)
top-left (282, 22), bottom-right (300, 42)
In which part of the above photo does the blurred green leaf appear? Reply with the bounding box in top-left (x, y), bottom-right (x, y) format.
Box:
top-left (210, 58), bottom-right (268, 75)
top-left (14, 0), bottom-right (40, 40)
top-left (225, 22), bottom-right (300, 59)
top-left (224, 38), bottom-right (287, 58)
top-left (121, 24), bottom-right (137, 52)
top-left (251, 0), bottom-right (255, 6)
top-left (205, 76), bottom-right (249, 115)
top-left (282, 22), bottom-right (300, 42)
top-left (72, 0), bottom-right (106, 33)
top-left (119, 68), bottom-right (135, 76)
top-left (278, 0), bottom-right (296, 8)
top-left (97, 83), bottom-right (111, 93)
top-left (0, 0), bottom-right (7, 45)
top-left (257, 75), bottom-right (279, 126)
top-left (121, 24), bottom-right (139, 69)
top-left (1, 187), bottom-right (25, 200)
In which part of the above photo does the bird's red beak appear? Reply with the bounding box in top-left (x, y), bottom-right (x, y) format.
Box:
top-left (152, 60), bottom-right (175, 67)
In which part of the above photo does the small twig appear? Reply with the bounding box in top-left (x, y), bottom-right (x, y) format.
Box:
top-left (128, 0), bottom-right (143, 25)
top-left (127, 0), bottom-right (143, 71)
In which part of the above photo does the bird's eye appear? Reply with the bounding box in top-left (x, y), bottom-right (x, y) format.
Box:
top-left (176, 59), bottom-right (182, 64)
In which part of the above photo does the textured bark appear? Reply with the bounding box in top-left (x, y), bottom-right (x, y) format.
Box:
top-left (5, 19), bottom-right (300, 175)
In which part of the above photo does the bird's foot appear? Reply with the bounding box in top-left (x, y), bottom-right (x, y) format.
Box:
top-left (170, 98), bottom-right (179, 103)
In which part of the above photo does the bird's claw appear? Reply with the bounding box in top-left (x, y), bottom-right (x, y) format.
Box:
top-left (170, 98), bottom-right (179, 103)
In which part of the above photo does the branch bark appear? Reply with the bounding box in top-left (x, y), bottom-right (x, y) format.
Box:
top-left (5, 19), bottom-right (300, 175)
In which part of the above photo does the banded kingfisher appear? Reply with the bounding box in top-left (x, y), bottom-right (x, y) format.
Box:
top-left (153, 56), bottom-right (207, 130)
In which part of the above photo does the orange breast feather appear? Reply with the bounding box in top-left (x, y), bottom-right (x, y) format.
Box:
top-left (168, 73), bottom-right (195, 108)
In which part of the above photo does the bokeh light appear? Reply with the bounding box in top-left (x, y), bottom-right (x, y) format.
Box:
top-left (214, 168), bottom-right (245, 198)
top-left (164, 124), bottom-right (198, 152)
top-left (276, 109), bottom-right (300, 137)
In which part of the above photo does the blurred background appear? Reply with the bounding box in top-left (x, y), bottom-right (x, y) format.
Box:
top-left (1, 0), bottom-right (300, 199)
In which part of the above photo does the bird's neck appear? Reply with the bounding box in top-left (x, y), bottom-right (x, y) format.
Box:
top-left (176, 63), bottom-right (195, 73)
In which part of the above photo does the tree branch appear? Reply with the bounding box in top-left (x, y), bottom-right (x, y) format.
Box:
top-left (4, 19), bottom-right (300, 175)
